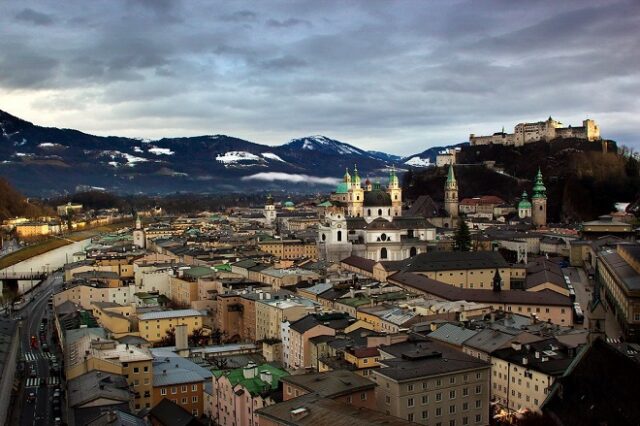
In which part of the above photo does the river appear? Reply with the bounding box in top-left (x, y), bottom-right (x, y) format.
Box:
top-left (0, 238), bottom-right (91, 294)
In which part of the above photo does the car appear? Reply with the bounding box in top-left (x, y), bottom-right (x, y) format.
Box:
top-left (27, 392), bottom-right (36, 403)
top-left (54, 418), bottom-right (61, 426)
top-left (29, 367), bottom-right (37, 378)
top-left (42, 343), bottom-right (49, 352)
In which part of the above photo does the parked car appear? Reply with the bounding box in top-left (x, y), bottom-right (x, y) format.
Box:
top-left (42, 343), bottom-right (49, 352)
top-left (27, 392), bottom-right (36, 403)
top-left (29, 367), bottom-right (37, 378)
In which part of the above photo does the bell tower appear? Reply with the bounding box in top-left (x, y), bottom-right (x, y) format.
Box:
top-left (264, 194), bottom-right (277, 226)
top-left (387, 165), bottom-right (402, 217)
top-left (531, 168), bottom-right (547, 227)
top-left (444, 164), bottom-right (459, 218)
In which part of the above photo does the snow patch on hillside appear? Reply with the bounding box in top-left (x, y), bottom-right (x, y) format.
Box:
top-left (404, 157), bottom-right (432, 167)
top-left (216, 151), bottom-right (261, 164)
top-left (262, 153), bottom-right (285, 162)
top-left (133, 146), bottom-right (144, 153)
top-left (148, 146), bottom-right (175, 155)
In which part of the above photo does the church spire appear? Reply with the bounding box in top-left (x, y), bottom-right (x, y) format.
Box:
top-left (446, 164), bottom-right (456, 183)
top-left (343, 167), bottom-right (351, 184)
top-left (532, 168), bottom-right (546, 199)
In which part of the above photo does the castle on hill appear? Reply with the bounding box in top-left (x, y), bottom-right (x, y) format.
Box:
top-left (470, 116), bottom-right (600, 147)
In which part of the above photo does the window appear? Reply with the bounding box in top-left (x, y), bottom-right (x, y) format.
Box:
top-left (144, 366), bottom-right (149, 372)
top-left (450, 390), bottom-right (456, 399)
top-left (422, 395), bottom-right (428, 404)
top-left (361, 392), bottom-right (367, 400)
top-left (436, 393), bottom-right (442, 401)
top-left (475, 400), bottom-right (482, 409)
top-left (172, 387), bottom-right (177, 394)
top-left (192, 384), bottom-right (198, 391)
top-left (450, 377), bottom-right (456, 384)
top-left (463, 387), bottom-right (469, 397)
top-left (347, 396), bottom-right (352, 403)
top-left (462, 402), bottom-right (469, 411)
top-left (422, 410), bottom-right (428, 419)
top-left (408, 414), bottom-right (414, 421)
top-left (337, 231), bottom-right (342, 242)
top-left (475, 414), bottom-right (482, 423)
top-left (449, 405), bottom-right (456, 414)
top-left (408, 397), bottom-right (414, 407)
top-left (475, 385), bottom-right (481, 394)
top-left (380, 247), bottom-right (388, 259)
top-left (436, 407), bottom-right (442, 417)
top-left (386, 396), bottom-right (391, 404)
top-left (161, 388), bottom-right (167, 396)
top-left (476, 372), bottom-right (481, 380)
top-left (463, 417), bottom-right (469, 425)
top-left (407, 384), bottom-right (414, 391)
top-left (192, 396), bottom-right (198, 403)
top-left (133, 367), bottom-right (139, 373)
top-left (436, 379), bottom-right (442, 387)
top-left (181, 397), bottom-right (187, 404)
top-left (181, 385), bottom-right (187, 393)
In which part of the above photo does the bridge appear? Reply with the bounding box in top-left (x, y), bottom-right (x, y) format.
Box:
top-left (0, 271), bottom-right (48, 295)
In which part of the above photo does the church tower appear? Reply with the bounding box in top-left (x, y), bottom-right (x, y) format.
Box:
top-left (444, 164), bottom-right (459, 218)
top-left (387, 165), bottom-right (402, 217)
top-left (264, 194), bottom-right (277, 226)
top-left (349, 165), bottom-right (364, 217)
top-left (133, 214), bottom-right (146, 249)
top-left (531, 168), bottom-right (547, 227)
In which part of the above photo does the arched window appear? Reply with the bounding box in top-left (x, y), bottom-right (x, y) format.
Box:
top-left (540, 205), bottom-right (543, 211)
top-left (321, 233), bottom-right (326, 242)
top-left (357, 196), bottom-right (360, 201)
top-left (367, 209), bottom-right (371, 216)
top-left (410, 247), bottom-right (417, 257)
top-left (380, 247), bottom-right (388, 259)
top-left (388, 209), bottom-right (391, 215)
top-left (378, 209), bottom-right (382, 216)
top-left (395, 195), bottom-right (398, 200)
top-left (337, 231), bottom-right (342, 242)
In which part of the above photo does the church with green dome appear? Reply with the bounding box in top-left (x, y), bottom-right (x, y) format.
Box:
top-left (318, 165), bottom-right (436, 262)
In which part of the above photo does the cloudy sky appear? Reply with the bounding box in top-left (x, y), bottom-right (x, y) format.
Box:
top-left (1, 0), bottom-right (638, 155)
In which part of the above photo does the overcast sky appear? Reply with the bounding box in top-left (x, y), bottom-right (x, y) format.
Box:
top-left (1, 0), bottom-right (638, 155)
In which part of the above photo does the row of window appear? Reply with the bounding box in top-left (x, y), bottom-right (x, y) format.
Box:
top-left (160, 384), bottom-right (200, 395)
top-left (406, 412), bottom-right (482, 425)
top-left (405, 373), bottom-right (483, 392)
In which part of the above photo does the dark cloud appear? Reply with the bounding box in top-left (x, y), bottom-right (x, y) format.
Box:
top-left (266, 18), bottom-right (311, 28)
top-left (15, 8), bottom-right (53, 26)
top-left (0, 0), bottom-right (639, 155)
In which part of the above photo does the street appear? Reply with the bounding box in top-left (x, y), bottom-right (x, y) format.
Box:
top-left (13, 272), bottom-right (64, 426)
top-left (564, 266), bottom-right (623, 339)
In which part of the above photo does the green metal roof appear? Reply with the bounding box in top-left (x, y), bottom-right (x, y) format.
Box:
top-left (214, 264), bottom-right (232, 272)
top-left (213, 364), bottom-right (289, 396)
top-left (518, 191), bottom-right (532, 209)
top-left (335, 182), bottom-right (349, 194)
top-left (317, 201), bottom-right (333, 207)
top-left (184, 266), bottom-right (215, 278)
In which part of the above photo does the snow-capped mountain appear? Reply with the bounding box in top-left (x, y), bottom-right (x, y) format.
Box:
top-left (0, 109), bottom-right (459, 195)
top-left (400, 143), bottom-right (468, 168)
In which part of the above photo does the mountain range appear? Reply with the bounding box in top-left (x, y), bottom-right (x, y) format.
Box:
top-left (0, 109), bottom-right (463, 196)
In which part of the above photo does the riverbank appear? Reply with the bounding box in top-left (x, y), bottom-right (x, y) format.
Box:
top-left (0, 220), bottom-right (132, 270)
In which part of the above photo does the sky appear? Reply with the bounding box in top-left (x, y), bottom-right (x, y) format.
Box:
top-left (0, 0), bottom-right (639, 156)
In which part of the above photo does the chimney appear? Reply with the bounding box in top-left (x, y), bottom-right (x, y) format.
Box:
top-left (243, 362), bottom-right (258, 379)
top-left (107, 411), bottom-right (117, 422)
top-left (290, 407), bottom-right (310, 421)
top-left (511, 341), bottom-right (522, 351)
top-left (522, 357), bottom-right (528, 365)
top-left (175, 324), bottom-right (188, 352)
top-left (260, 370), bottom-right (272, 383)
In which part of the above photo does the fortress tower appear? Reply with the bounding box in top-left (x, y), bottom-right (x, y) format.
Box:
top-left (531, 169), bottom-right (547, 227)
top-left (444, 164), bottom-right (459, 218)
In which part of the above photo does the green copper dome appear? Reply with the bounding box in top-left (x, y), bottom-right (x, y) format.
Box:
top-left (335, 182), bottom-right (349, 194)
top-left (518, 191), bottom-right (531, 209)
top-left (532, 168), bottom-right (547, 199)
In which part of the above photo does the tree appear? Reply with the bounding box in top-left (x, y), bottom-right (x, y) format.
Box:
top-left (188, 327), bottom-right (209, 347)
top-left (155, 327), bottom-right (176, 347)
top-left (453, 217), bottom-right (471, 251)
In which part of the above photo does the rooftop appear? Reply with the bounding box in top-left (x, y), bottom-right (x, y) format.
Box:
top-left (280, 370), bottom-right (375, 398)
top-left (138, 309), bottom-right (204, 321)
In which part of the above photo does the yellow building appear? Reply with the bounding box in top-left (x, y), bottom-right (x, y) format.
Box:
top-left (257, 239), bottom-right (318, 260)
top-left (255, 297), bottom-right (318, 341)
top-left (138, 309), bottom-right (205, 343)
top-left (91, 302), bottom-right (137, 338)
top-left (65, 335), bottom-right (154, 411)
top-left (15, 222), bottom-right (50, 238)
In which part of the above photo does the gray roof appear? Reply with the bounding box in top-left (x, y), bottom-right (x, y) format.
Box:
top-left (599, 247), bottom-right (640, 292)
top-left (68, 371), bottom-right (131, 408)
top-left (376, 339), bottom-right (490, 381)
top-left (280, 370), bottom-right (375, 398)
top-left (151, 348), bottom-right (213, 387)
top-left (428, 323), bottom-right (478, 347)
top-left (400, 251), bottom-right (509, 272)
top-left (86, 410), bottom-right (146, 426)
top-left (463, 328), bottom-right (528, 354)
top-left (138, 309), bottom-right (204, 321)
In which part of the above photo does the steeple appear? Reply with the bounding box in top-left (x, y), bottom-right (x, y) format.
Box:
top-left (532, 168), bottom-right (546, 199)
top-left (343, 167), bottom-right (351, 184)
top-left (444, 164), bottom-right (459, 219)
top-left (388, 165), bottom-right (399, 189)
top-left (492, 268), bottom-right (502, 292)
top-left (352, 164), bottom-right (361, 187)
top-left (446, 164), bottom-right (456, 183)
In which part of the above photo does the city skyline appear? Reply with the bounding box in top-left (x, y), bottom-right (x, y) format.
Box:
top-left (1, 0), bottom-right (639, 155)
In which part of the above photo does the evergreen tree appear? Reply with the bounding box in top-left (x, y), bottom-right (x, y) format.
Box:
top-left (454, 217), bottom-right (471, 251)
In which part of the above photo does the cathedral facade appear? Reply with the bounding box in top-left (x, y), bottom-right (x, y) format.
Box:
top-left (319, 166), bottom-right (436, 262)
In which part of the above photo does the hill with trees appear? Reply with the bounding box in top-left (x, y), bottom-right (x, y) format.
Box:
top-left (402, 138), bottom-right (640, 222)
top-left (0, 178), bottom-right (53, 221)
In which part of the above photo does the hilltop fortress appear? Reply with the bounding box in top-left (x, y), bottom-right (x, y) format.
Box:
top-left (470, 117), bottom-right (600, 146)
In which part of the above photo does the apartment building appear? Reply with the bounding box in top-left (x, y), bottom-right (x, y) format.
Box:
top-left (597, 243), bottom-right (640, 342)
top-left (372, 339), bottom-right (491, 425)
top-left (212, 362), bottom-right (289, 426)
top-left (490, 339), bottom-right (578, 413)
top-left (65, 336), bottom-right (154, 411)
top-left (53, 283), bottom-right (137, 310)
top-left (90, 301), bottom-right (136, 338)
top-left (138, 309), bottom-right (205, 343)
top-left (255, 295), bottom-right (319, 341)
